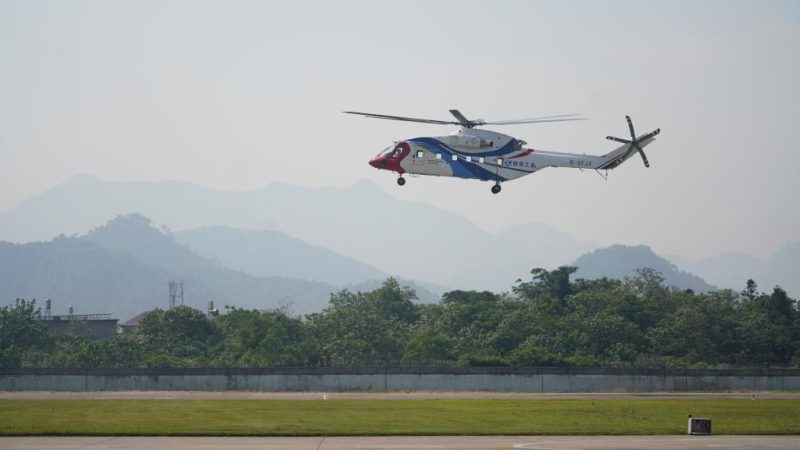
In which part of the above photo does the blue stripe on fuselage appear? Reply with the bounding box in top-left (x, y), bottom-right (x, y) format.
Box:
top-left (409, 138), bottom-right (506, 181)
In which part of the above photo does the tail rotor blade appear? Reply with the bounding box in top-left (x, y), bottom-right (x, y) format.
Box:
top-left (639, 128), bottom-right (661, 141)
top-left (606, 136), bottom-right (631, 144)
top-left (637, 148), bottom-right (650, 168)
top-left (609, 116), bottom-right (658, 169)
top-left (626, 115), bottom-right (636, 140)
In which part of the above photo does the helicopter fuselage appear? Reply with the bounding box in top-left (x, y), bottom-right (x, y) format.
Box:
top-left (354, 110), bottom-right (660, 193)
top-left (368, 127), bottom-right (646, 183)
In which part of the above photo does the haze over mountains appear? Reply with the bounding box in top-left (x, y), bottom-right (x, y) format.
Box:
top-left (174, 226), bottom-right (386, 286)
top-left (0, 216), bottom-right (335, 319)
top-left (0, 175), bottom-right (798, 316)
top-left (671, 243), bottom-right (800, 298)
top-left (0, 175), bottom-right (599, 291)
top-left (573, 245), bottom-right (717, 293)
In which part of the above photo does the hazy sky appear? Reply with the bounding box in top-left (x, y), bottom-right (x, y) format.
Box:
top-left (1, 0), bottom-right (798, 260)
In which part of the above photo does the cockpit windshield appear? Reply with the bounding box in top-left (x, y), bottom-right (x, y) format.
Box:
top-left (379, 143), bottom-right (404, 159)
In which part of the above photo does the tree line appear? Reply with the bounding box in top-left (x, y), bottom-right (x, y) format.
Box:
top-left (1, 268), bottom-right (799, 369)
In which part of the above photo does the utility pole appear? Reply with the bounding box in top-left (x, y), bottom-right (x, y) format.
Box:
top-left (168, 281), bottom-right (177, 309)
top-left (169, 280), bottom-right (185, 309)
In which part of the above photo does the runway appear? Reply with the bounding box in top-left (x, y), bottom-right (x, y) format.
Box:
top-left (1, 436), bottom-right (799, 450)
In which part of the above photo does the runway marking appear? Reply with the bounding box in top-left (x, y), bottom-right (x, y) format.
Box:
top-left (512, 443), bottom-right (557, 449)
top-left (15, 446), bottom-right (291, 450)
top-left (16, 447), bottom-right (108, 449)
top-left (150, 446), bottom-right (287, 449)
top-left (16, 447), bottom-right (109, 449)
top-left (353, 446), bottom-right (444, 449)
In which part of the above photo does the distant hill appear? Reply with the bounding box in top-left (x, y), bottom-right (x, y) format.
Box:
top-left (675, 252), bottom-right (762, 293)
top-left (0, 236), bottom-right (179, 320)
top-left (572, 245), bottom-right (717, 293)
top-left (174, 226), bottom-right (387, 286)
top-left (674, 242), bottom-right (800, 298)
top-left (7, 175), bottom-right (793, 296)
top-left (86, 214), bottom-right (215, 276)
top-left (0, 175), bottom-right (599, 291)
top-left (762, 242), bottom-right (800, 296)
top-left (1, 215), bottom-right (342, 319)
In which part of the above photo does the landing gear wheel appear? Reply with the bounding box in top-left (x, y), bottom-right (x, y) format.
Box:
top-left (397, 177), bottom-right (406, 186)
top-left (491, 183), bottom-right (502, 194)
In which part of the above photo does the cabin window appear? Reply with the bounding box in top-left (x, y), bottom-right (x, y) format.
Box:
top-left (436, 153), bottom-right (442, 160)
top-left (479, 157), bottom-right (485, 163)
top-left (466, 156), bottom-right (472, 162)
top-left (452, 155), bottom-right (458, 161)
top-left (416, 150), bottom-right (424, 158)
top-left (496, 158), bottom-right (504, 166)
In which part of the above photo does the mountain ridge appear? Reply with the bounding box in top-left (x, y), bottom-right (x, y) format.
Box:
top-left (0, 213), bottom-right (448, 319)
top-left (0, 175), bottom-right (601, 291)
top-left (173, 225), bottom-right (388, 286)
top-left (1, 215), bottom-right (341, 319)
top-left (573, 244), bottom-right (717, 293)
top-left (1, 175), bottom-right (797, 297)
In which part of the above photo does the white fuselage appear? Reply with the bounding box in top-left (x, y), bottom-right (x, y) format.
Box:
top-left (368, 127), bottom-right (655, 183)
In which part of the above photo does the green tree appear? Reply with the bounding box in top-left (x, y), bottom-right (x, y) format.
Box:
top-left (138, 306), bottom-right (220, 366)
top-left (741, 279), bottom-right (759, 300)
top-left (369, 278), bottom-right (419, 324)
top-left (402, 326), bottom-right (454, 364)
top-left (0, 299), bottom-right (52, 368)
top-left (43, 322), bottom-right (101, 368)
top-left (438, 290), bottom-right (513, 361)
top-left (307, 279), bottom-right (419, 366)
top-left (737, 287), bottom-right (798, 365)
top-left (97, 334), bottom-right (144, 368)
top-left (514, 267), bottom-right (578, 312)
top-left (213, 307), bottom-right (314, 367)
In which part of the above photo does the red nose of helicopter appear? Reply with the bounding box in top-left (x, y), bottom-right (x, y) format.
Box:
top-left (369, 143), bottom-right (407, 173)
top-left (369, 150), bottom-right (391, 169)
top-left (368, 153), bottom-right (389, 170)
top-left (368, 156), bottom-right (380, 169)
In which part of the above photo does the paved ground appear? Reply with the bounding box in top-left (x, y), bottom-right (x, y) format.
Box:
top-left (1, 436), bottom-right (799, 450)
top-left (2, 391), bottom-right (799, 400)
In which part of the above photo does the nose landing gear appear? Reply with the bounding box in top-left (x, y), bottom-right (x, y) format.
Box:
top-left (397, 177), bottom-right (406, 186)
top-left (491, 183), bottom-right (502, 194)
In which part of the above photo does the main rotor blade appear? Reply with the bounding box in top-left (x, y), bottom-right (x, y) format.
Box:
top-left (343, 111), bottom-right (457, 126)
top-left (483, 115), bottom-right (587, 125)
top-left (626, 115), bottom-right (636, 140)
top-left (449, 110), bottom-right (473, 127)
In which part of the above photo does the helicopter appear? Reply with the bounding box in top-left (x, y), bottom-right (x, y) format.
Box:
top-left (345, 110), bottom-right (660, 194)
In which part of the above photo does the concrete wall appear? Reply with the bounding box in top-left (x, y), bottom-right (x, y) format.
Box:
top-left (2, 368), bottom-right (799, 392)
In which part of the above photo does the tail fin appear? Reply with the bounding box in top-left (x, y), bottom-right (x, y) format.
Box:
top-left (597, 116), bottom-right (660, 170)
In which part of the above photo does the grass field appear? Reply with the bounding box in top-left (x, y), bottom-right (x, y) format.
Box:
top-left (1, 398), bottom-right (798, 436)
